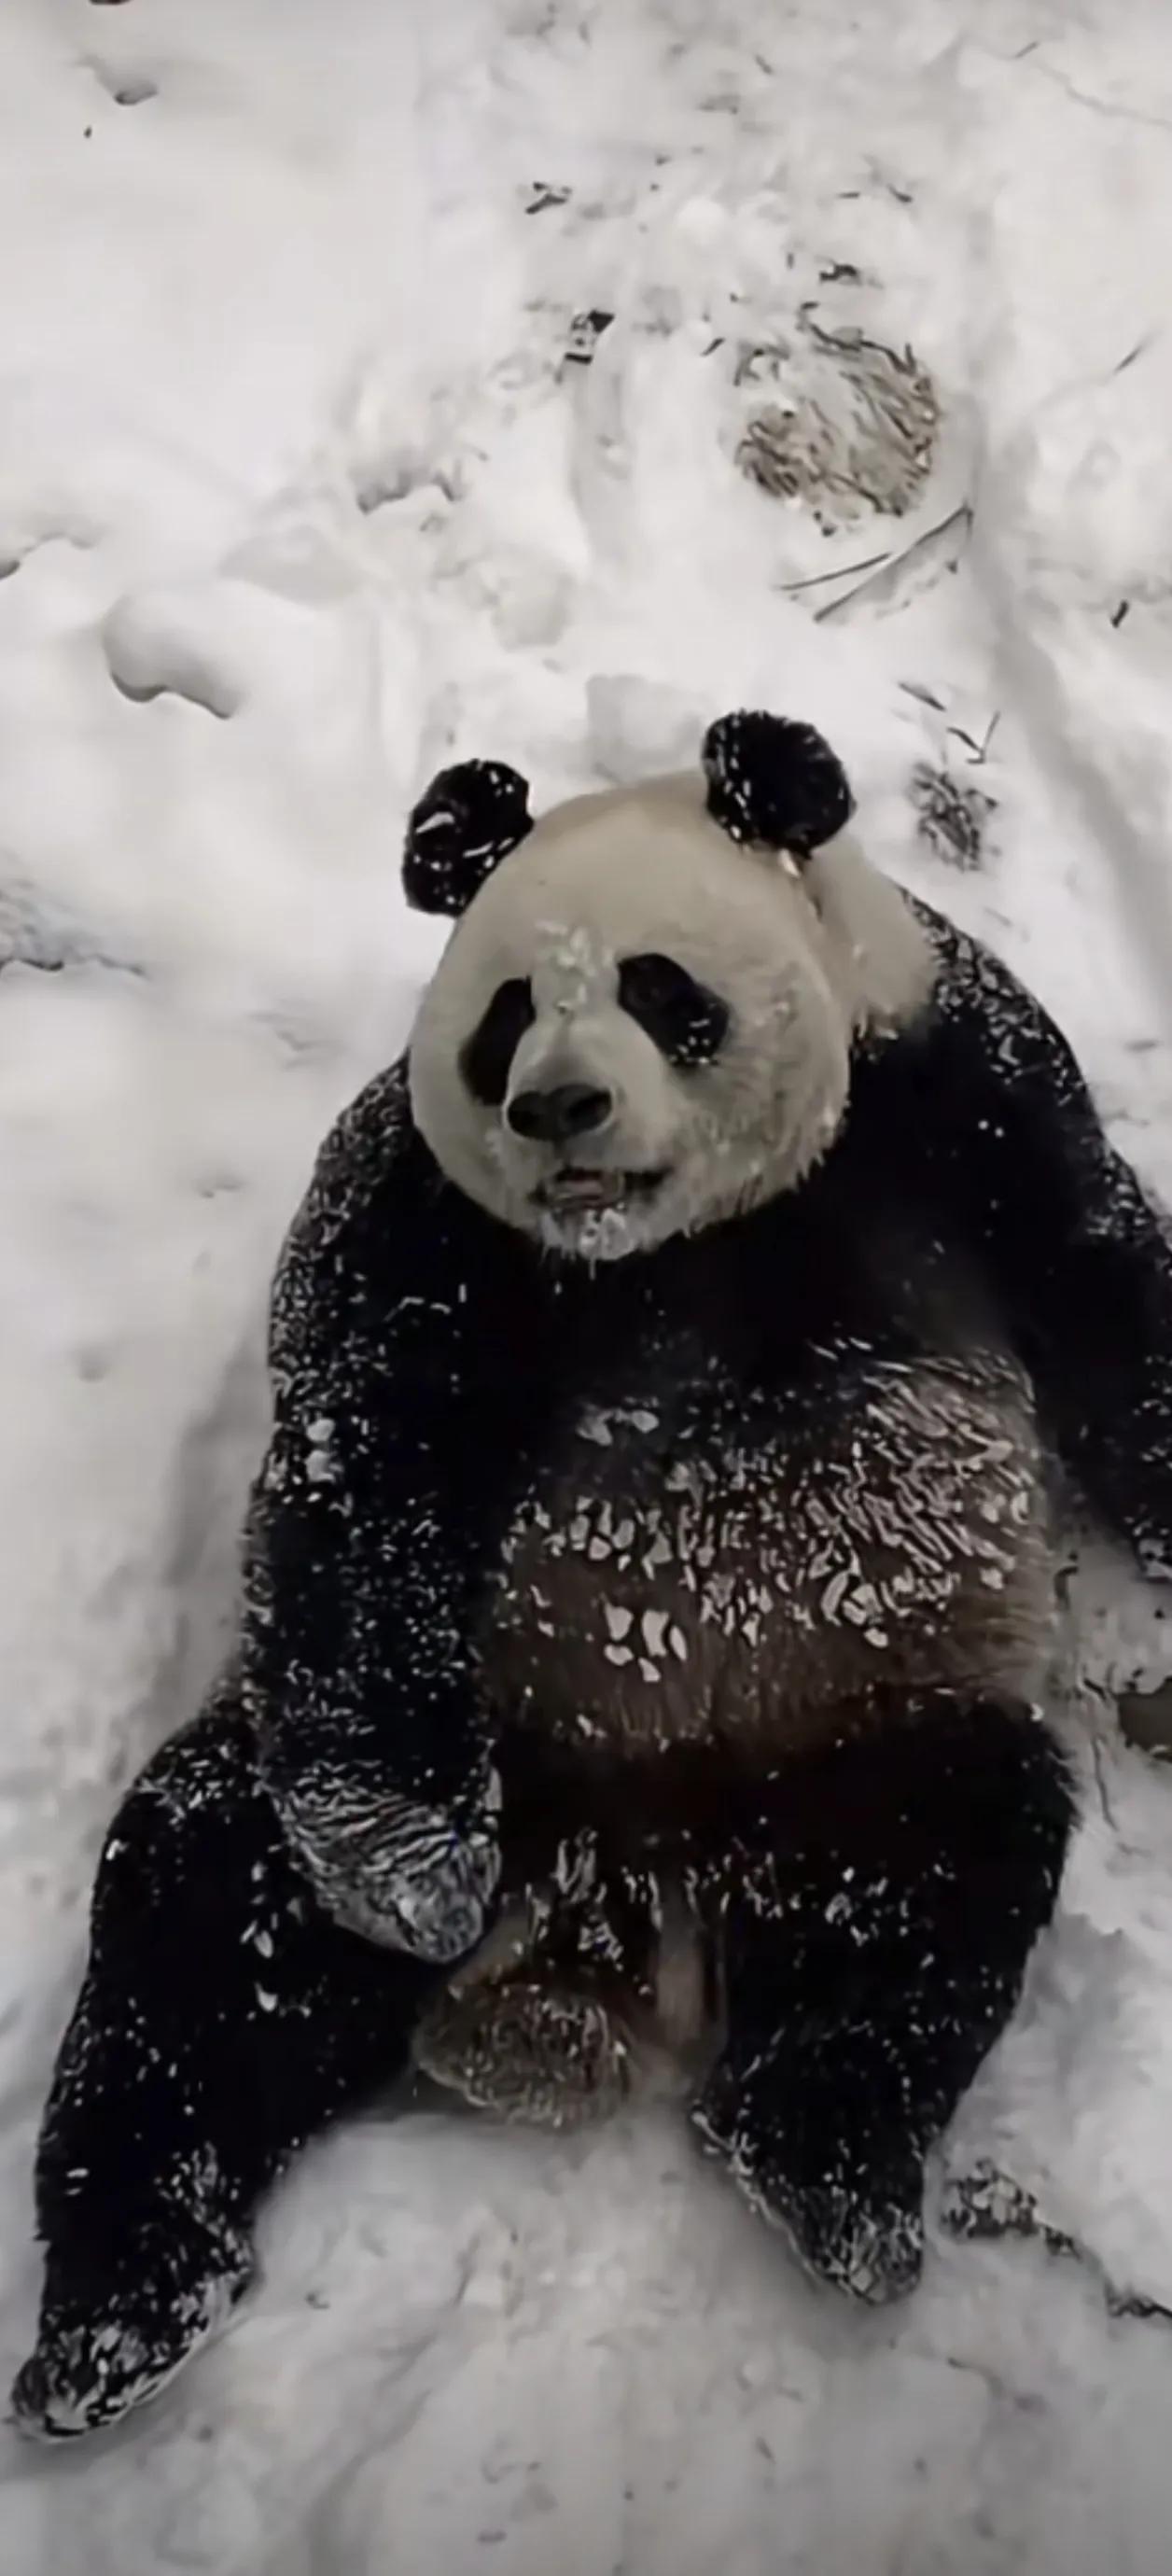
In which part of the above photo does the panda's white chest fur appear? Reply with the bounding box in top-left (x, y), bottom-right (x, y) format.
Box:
top-left (482, 1349), bottom-right (1055, 1755)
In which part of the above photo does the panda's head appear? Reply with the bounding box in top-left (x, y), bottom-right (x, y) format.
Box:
top-left (406, 712), bottom-right (931, 1263)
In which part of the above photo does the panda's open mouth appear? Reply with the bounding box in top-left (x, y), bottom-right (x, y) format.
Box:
top-left (536, 1167), bottom-right (667, 1216)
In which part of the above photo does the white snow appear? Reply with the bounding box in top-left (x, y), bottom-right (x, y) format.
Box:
top-left (5, 0), bottom-right (1172, 2565)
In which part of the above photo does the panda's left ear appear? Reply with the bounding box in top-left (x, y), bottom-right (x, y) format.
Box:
top-left (702, 711), bottom-right (855, 862)
top-left (403, 760), bottom-right (533, 917)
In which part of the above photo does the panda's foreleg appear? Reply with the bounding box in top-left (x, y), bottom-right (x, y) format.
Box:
top-left (413, 1970), bottom-right (633, 2129)
top-left (691, 1694), bottom-right (1074, 2304)
top-left (411, 1840), bottom-right (662, 2129)
top-left (12, 1691), bottom-right (440, 2442)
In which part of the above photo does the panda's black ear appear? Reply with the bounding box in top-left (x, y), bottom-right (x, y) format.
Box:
top-left (702, 711), bottom-right (855, 861)
top-left (403, 760), bottom-right (533, 917)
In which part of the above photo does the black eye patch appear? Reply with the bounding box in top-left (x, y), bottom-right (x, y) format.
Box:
top-left (617, 953), bottom-right (730, 1069)
top-left (460, 977), bottom-right (535, 1105)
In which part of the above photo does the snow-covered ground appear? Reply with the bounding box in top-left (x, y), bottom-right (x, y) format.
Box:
top-left (5, 0), bottom-right (1172, 2565)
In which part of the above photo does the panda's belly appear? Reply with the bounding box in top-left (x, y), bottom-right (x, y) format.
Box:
top-left (482, 1353), bottom-right (1055, 1756)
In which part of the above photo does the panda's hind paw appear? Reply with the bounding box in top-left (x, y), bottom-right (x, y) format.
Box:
top-left (11, 2204), bottom-right (253, 2441)
top-left (692, 2084), bottom-right (925, 2305)
top-left (770, 2171), bottom-right (925, 2306)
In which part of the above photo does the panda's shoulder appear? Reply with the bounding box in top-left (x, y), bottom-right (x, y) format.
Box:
top-left (276, 1057), bottom-right (437, 1267)
top-left (835, 897), bottom-right (1089, 1199)
top-left (267, 1058), bottom-right (468, 1375)
top-left (890, 895), bottom-right (1084, 1100)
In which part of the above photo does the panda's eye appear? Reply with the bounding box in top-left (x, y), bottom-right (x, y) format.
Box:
top-left (618, 953), bottom-right (730, 1069)
top-left (461, 977), bottom-right (535, 1105)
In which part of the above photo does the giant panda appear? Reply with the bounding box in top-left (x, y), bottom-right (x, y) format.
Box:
top-left (15, 711), bottom-right (1172, 2440)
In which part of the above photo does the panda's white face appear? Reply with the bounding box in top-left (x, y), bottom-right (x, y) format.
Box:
top-left (408, 775), bottom-right (931, 1262)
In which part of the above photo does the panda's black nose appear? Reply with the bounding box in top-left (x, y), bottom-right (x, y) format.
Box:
top-left (507, 1082), bottom-right (613, 1144)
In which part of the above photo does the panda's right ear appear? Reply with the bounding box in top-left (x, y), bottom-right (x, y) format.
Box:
top-left (403, 760), bottom-right (534, 917)
top-left (702, 712), bottom-right (854, 861)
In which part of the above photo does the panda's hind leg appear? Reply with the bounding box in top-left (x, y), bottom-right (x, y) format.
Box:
top-left (13, 1691), bottom-right (440, 2441)
top-left (691, 1694), bottom-right (1073, 2304)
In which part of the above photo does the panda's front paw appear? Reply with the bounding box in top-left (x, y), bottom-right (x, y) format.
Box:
top-left (274, 1767), bottom-right (502, 1966)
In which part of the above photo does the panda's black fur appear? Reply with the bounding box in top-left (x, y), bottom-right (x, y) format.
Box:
top-left (15, 716), bottom-right (1172, 2441)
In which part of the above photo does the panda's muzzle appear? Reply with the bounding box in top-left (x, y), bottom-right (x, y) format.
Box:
top-left (506, 1079), bottom-right (665, 1218)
